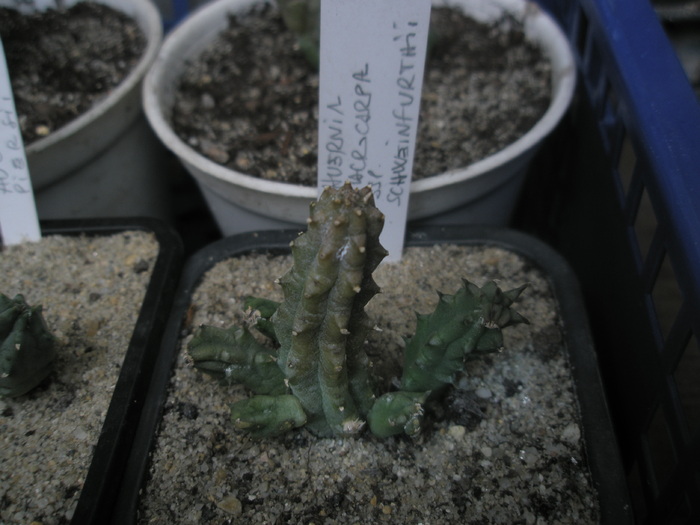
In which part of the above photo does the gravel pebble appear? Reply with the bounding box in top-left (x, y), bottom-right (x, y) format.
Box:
top-left (475, 387), bottom-right (492, 399)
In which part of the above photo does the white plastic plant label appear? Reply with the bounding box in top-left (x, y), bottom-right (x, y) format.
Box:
top-left (0, 40), bottom-right (41, 246)
top-left (317, 0), bottom-right (431, 261)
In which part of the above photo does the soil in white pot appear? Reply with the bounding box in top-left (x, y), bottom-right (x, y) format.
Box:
top-left (0, 3), bottom-right (146, 145)
top-left (138, 244), bottom-right (599, 524)
top-left (171, 3), bottom-right (551, 185)
top-left (0, 231), bottom-right (158, 524)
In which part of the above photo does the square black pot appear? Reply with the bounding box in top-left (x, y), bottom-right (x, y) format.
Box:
top-left (114, 225), bottom-right (631, 523)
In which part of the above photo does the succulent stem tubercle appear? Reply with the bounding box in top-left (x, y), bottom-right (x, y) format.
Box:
top-left (0, 293), bottom-right (57, 398)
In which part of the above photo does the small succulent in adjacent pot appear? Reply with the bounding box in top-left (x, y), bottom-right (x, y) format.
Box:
top-left (188, 183), bottom-right (527, 439)
top-left (0, 293), bottom-right (57, 398)
top-left (275, 0), bottom-right (320, 68)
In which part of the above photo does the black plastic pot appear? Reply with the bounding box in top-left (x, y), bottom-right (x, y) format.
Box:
top-left (114, 225), bottom-right (632, 523)
top-left (32, 218), bottom-right (184, 525)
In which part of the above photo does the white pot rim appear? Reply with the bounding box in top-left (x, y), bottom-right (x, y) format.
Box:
top-left (144, 0), bottom-right (575, 202)
top-left (20, 0), bottom-right (163, 157)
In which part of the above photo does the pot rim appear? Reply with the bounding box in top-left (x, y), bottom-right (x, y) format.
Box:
top-left (20, 0), bottom-right (163, 156)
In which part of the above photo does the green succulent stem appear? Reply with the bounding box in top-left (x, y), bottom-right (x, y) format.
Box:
top-left (367, 390), bottom-right (430, 438)
top-left (0, 293), bottom-right (57, 398)
top-left (243, 296), bottom-right (280, 342)
top-left (400, 280), bottom-right (528, 395)
top-left (275, 0), bottom-right (320, 68)
top-left (230, 395), bottom-right (307, 439)
top-left (271, 183), bottom-right (387, 436)
top-left (188, 324), bottom-right (286, 396)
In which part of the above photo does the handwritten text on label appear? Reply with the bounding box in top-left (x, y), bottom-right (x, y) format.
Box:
top-left (317, 0), bottom-right (431, 261)
top-left (0, 40), bottom-right (41, 245)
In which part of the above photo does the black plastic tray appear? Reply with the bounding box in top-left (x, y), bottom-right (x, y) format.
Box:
top-left (114, 225), bottom-right (632, 523)
top-left (35, 218), bottom-right (184, 525)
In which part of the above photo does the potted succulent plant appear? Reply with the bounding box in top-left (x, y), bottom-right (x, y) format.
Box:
top-left (114, 185), bottom-right (632, 523)
top-left (143, 0), bottom-right (576, 235)
top-left (0, 218), bottom-right (182, 525)
top-left (0, 0), bottom-right (169, 220)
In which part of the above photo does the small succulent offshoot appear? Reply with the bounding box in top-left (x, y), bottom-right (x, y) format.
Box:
top-left (0, 293), bottom-right (57, 398)
top-left (275, 0), bottom-right (321, 68)
top-left (188, 183), bottom-right (528, 439)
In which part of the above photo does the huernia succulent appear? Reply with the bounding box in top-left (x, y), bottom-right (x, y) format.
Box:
top-left (189, 183), bottom-right (527, 439)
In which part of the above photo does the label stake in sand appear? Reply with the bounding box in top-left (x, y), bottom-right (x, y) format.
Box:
top-left (317, 0), bottom-right (431, 262)
top-left (0, 40), bottom-right (40, 247)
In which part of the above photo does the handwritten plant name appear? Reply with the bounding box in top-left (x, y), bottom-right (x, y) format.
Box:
top-left (319, 17), bottom-right (424, 210)
top-left (388, 20), bottom-right (420, 207)
top-left (0, 98), bottom-right (30, 196)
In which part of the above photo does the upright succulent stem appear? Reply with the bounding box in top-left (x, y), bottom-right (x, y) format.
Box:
top-left (272, 183), bottom-right (387, 436)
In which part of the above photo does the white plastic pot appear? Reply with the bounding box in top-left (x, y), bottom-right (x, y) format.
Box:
top-left (144, 0), bottom-right (576, 235)
top-left (3, 0), bottom-right (170, 220)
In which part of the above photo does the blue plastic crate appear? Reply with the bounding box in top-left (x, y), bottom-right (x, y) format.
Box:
top-left (528, 0), bottom-right (700, 523)
top-left (153, 0), bottom-right (195, 31)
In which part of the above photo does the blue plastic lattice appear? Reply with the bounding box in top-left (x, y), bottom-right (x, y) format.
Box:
top-left (531, 0), bottom-right (700, 523)
top-left (155, 0), bottom-right (193, 31)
